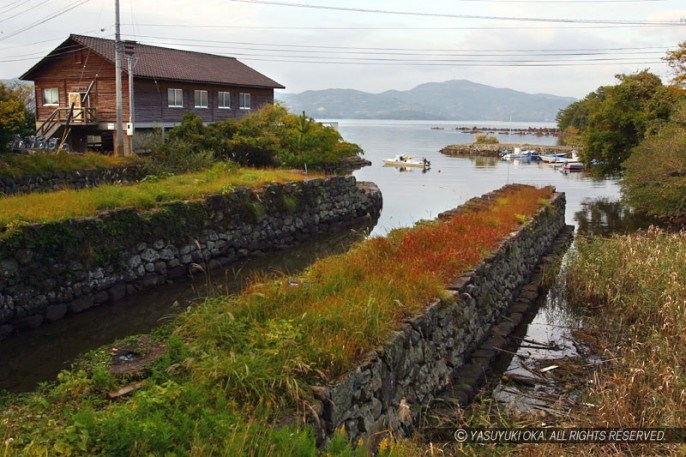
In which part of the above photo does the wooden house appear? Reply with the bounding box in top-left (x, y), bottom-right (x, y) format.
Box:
top-left (20, 34), bottom-right (285, 152)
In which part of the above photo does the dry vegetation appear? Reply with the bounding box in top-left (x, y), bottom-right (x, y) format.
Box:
top-left (393, 228), bottom-right (686, 456)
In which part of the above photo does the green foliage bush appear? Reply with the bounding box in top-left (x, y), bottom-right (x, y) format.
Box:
top-left (158, 105), bottom-right (363, 170)
top-left (146, 137), bottom-right (216, 175)
top-left (0, 82), bottom-right (34, 152)
top-left (474, 133), bottom-right (499, 144)
top-left (622, 118), bottom-right (686, 218)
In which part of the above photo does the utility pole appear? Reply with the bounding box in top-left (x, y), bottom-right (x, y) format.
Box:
top-left (114, 0), bottom-right (124, 156)
top-left (126, 41), bottom-right (138, 154)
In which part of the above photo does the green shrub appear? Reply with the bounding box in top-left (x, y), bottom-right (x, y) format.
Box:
top-left (621, 122), bottom-right (686, 218)
top-left (164, 106), bottom-right (364, 169)
top-left (146, 138), bottom-right (216, 174)
top-left (474, 133), bottom-right (499, 144)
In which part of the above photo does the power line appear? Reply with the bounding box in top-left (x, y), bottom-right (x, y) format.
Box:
top-left (0, 0), bottom-right (92, 42)
top-left (120, 22), bottom-right (682, 30)
top-left (126, 33), bottom-right (671, 55)
top-left (0, 0), bottom-right (52, 25)
top-left (228, 0), bottom-right (685, 25)
top-left (0, 0), bottom-right (33, 16)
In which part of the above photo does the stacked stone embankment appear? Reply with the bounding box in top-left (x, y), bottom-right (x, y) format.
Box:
top-left (300, 185), bottom-right (566, 448)
top-left (0, 176), bottom-right (382, 339)
top-left (0, 166), bottom-right (146, 196)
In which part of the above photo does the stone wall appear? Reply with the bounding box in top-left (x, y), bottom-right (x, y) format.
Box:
top-left (0, 165), bottom-right (146, 196)
top-left (0, 176), bottom-right (382, 339)
top-left (304, 185), bottom-right (566, 447)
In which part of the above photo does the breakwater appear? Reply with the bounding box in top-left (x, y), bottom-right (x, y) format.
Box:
top-left (298, 185), bottom-right (566, 448)
top-left (441, 143), bottom-right (577, 158)
top-left (0, 176), bottom-right (382, 339)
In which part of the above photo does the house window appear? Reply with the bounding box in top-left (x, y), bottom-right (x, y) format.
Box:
top-left (218, 91), bottom-right (231, 109)
top-left (239, 93), bottom-right (251, 110)
top-left (168, 88), bottom-right (183, 108)
top-left (194, 90), bottom-right (208, 108)
top-left (42, 88), bottom-right (59, 106)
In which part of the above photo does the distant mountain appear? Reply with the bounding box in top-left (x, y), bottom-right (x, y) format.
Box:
top-left (277, 80), bottom-right (576, 122)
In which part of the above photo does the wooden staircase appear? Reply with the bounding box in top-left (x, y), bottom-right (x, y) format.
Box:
top-left (36, 107), bottom-right (97, 138)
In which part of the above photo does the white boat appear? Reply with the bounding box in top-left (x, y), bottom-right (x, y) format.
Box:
top-left (543, 150), bottom-right (580, 164)
top-left (540, 153), bottom-right (568, 163)
top-left (383, 155), bottom-right (430, 168)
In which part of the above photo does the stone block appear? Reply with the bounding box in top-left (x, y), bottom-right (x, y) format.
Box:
top-left (93, 291), bottom-right (109, 304)
top-left (0, 324), bottom-right (14, 340)
top-left (167, 265), bottom-right (187, 279)
top-left (108, 283), bottom-right (127, 302)
top-left (12, 314), bottom-right (44, 330)
top-left (69, 295), bottom-right (94, 313)
top-left (45, 304), bottom-right (67, 321)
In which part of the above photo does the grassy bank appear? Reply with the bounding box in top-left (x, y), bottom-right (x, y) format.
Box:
top-left (393, 228), bottom-right (686, 456)
top-left (0, 163), bottom-right (311, 230)
top-left (0, 185), bottom-right (552, 456)
top-left (0, 152), bottom-right (141, 178)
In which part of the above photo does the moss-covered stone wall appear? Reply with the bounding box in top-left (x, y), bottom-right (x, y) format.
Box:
top-left (0, 165), bottom-right (146, 196)
top-left (0, 176), bottom-right (382, 339)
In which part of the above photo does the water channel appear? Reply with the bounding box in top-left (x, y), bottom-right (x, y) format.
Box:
top-left (0, 119), bottom-right (649, 393)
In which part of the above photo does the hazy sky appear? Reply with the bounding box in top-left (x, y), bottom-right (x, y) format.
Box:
top-left (1, 0), bottom-right (685, 99)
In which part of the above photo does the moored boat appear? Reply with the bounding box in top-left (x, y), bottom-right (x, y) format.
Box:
top-left (501, 147), bottom-right (541, 161)
top-left (562, 162), bottom-right (585, 172)
top-left (383, 154), bottom-right (430, 168)
top-left (540, 153), bottom-right (568, 163)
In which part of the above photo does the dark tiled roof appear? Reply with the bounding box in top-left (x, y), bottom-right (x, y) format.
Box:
top-left (22, 34), bottom-right (284, 89)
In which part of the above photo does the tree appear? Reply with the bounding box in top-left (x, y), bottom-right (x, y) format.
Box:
top-left (664, 41), bottom-right (686, 88)
top-left (583, 70), bottom-right (676, 172)
top-left (556, 88), bottom-right (604, 146)
top-left (621, 110), bottom-right (686, 218)
top-left (0, 82), bottom-right (34, 152)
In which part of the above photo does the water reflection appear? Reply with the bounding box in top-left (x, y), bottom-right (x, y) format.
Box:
top-left (574, 198), bottom-right (656, 237)
top-left (469, 156), bottom-right (498, 168)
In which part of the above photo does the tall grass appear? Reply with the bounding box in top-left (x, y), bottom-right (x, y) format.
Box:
top-left (0, 185), bottom-right (553, 455)
top-left (564, 229), bottom-right (686, 430)
top-left (0, 163), bottom-right (311, 230)
top-left (404, 228), bottom-right (686, 456)
top-left (0, 152), bottom-right (140, 178)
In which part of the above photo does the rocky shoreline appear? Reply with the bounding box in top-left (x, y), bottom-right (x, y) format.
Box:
top-left (440, 143), bottom-right (578, 158)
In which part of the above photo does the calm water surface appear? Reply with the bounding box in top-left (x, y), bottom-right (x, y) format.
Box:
top-left (1, 119), bottom-right (631, 392)
top-left (336, 119), bottom-right (621, 236)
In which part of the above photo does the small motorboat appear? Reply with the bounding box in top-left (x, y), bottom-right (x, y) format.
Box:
top-left (383, 154), bottom-right (431, 168)
top-left (544, 150), bottom-right (581, 164)
top-left (501, 147), bottom-right (541, 161)
top-left (562, 162), bottom-right (585, 172)
top-left (540, 153), bottom-right (568, 163)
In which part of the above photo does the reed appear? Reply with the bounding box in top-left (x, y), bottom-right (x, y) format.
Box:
top-left (402, 228), bottom-right (686, 456)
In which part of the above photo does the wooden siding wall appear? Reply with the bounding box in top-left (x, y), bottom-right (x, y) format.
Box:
top-left (134, 80), bottom-right (275, 124)
top-left (31, 47), bottom-right (275, 125)
top-left (32, 50), bottom-right (124, 122)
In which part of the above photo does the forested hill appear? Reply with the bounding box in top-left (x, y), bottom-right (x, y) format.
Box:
top-left (277, 80), bottom-right (576, 122)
